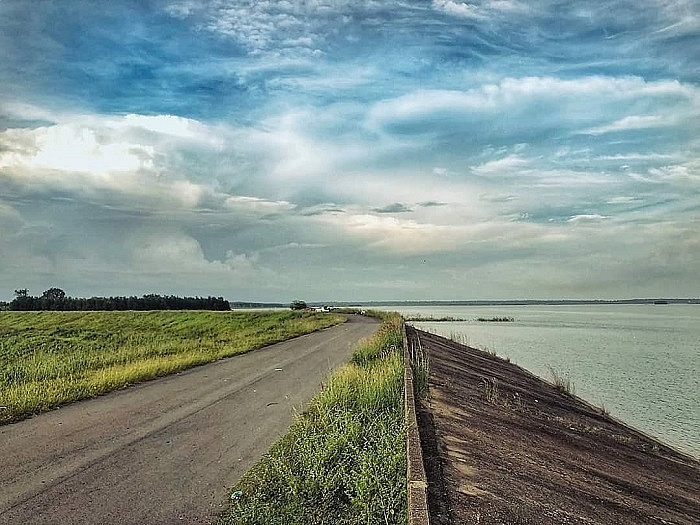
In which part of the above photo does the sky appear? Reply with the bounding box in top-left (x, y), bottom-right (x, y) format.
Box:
top-left (1, 0), bottom-right (699, 303)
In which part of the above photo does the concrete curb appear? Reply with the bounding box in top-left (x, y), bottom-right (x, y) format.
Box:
top-left (404, 324), bottom-right (430, 525)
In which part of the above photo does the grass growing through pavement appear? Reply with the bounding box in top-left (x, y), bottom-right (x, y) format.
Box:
top-left (0, 310), bottom-right (343, 424)
top-left (218, 313), bottom-right (406, 525)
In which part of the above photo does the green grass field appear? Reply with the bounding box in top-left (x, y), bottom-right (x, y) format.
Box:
top-left (0, 310), bottom-right (343, 424)
top-left (218, 312), bottom-right (407, 525)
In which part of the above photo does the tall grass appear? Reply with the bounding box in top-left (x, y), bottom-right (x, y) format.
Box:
top-left (218, 313), bottom-right (406, 525)
top-left (409, 331), bottom-right (430, 398)
top-left (546, 365), bottom-right (575, 395)
top-left (0, 310), bottom-right (343, 424)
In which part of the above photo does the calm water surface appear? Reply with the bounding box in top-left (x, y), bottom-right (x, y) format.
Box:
top-left (378, 304), bottom-right (699, 458)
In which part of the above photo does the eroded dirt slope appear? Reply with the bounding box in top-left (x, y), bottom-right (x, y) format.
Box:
top-left (409, 326), bottom-right (700, 524)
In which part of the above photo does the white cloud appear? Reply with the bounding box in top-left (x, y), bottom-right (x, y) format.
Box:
top-left (432, 0), bottom-right (525, 20)
top-left (432, 1), bottom-right (483, 20)
top-left (0, 102), bottom-right (57, 122)
top-left (119, 114), bottom-right (222, 143)
top-left (331, 212), bottom-right (455, 253)
top-left (471, 155), bottom-right (530, 175)
top-left (606, 196), bottom-right (643, 205)
top-left (368, 76), bottom-right (699, 132)
top-left (164, 0), bottom-right (200, 19)
top-left (0, 124), bottom-right (153, 175)
top-left (0, 111), bottom-right (231, 210)
top-left (597, 153), bottom-right (677, 162)
top-left (314, 206), bottom-right (574, 257)
top-left (127, 230), bottom-right (280, 287)
top-left (164, 0), bottom-right (357, 56)
top-left (651, 0), bottom-right (700, 38)
top-left (224, 196), bottom-right (295, 213)
top-left (224, 250), bottom-right (260, 276)
top-left (568, 214), bottom-right (608, 223)
top-left (479, 193), bottom-right (517, 203)
top-left (648, 164), bottom-right (700, 184)
top-left (586, 115), bottom-right (675, 135)
top-left (132, 232), bottom-right (206, 267)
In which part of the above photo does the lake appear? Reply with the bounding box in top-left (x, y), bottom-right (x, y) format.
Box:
top-left (375, 304), bottom-right (699, 458)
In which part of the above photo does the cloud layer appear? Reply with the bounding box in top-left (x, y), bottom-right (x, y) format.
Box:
top-left (0, 0), bottom-right (698, 301)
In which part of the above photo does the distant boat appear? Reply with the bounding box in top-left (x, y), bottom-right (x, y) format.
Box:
top-left (653, 300), bottom-right (669, 305)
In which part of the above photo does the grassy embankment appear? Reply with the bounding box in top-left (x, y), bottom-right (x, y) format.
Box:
top-left (217, 312), bottom-right (407, 525)
top-left (0, 310), bottom-right (343, 424)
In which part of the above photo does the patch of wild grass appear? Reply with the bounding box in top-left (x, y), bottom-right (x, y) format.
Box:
top-left (218, 314), bottom-right (406, 525)
top-left (482, 376), bottom-right (500, 404)
top-left (409, 333), bottom-right (430, 398)
top-left (546, 365), bottom-right (575, 395)
top-left (0, 310), bottom-right (343, 424)
top-left (448, 331), bottom-right (471, 346)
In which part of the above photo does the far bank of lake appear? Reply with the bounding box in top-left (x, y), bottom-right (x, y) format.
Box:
top-left (376, 304), bottom-right (699, 458)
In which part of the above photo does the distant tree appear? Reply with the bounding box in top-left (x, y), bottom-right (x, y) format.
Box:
top-left (7, 290), bottom-right (229, 311)
top-left (290, 300), bottom-right (308, 310)
top-left (10, 289), bottom-right (37, 310)
top-left (42, 287), bottom-right (66, 300)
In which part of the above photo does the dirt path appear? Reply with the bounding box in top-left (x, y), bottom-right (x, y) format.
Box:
top-left (0, 315), bottom-right (378, 525)
top-left (408, 326), bottom-right (700, 524)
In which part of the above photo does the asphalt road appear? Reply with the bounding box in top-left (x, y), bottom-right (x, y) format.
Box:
top-left (0, 314), bottom-right (379, 525)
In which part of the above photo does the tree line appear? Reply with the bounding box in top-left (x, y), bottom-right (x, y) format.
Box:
top-left (7, 288), bottom-right (230, 311)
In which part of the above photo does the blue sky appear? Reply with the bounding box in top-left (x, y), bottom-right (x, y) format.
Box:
top-left (1, 0), bottom-right (698, 302)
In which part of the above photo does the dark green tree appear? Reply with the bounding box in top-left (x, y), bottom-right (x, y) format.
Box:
top-left (290, 300), bottom-right (308, 310)
top-left (11, 289), bottom-right (37, 310)
top-left (42, 287), bottom-right (66, 300)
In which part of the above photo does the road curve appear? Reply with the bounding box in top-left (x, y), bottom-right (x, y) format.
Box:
top-left (0, 314), bottom-right (379, 525)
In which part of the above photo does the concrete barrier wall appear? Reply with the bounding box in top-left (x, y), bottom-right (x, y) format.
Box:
top-left (403, 324), bottom-right (430, 525)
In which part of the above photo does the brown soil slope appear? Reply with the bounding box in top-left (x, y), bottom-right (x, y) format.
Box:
top-left (408, 326), bottom-right (700, 524)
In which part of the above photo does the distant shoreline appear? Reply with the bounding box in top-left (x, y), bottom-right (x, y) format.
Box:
top-left (231, 298), bottom-right (700, 309)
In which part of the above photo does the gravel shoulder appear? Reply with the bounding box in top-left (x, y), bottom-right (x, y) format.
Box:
top-left (0, 315), bottom-right (378, 525)
top-left (409, 326), bottom-right (700, 524)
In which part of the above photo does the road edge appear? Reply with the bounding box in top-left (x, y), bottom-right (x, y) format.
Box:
top-left (403, 322), bottom-right (430, 525)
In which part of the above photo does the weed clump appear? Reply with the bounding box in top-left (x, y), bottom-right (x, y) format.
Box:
top-left (546, 365), bottom-right (575, 395)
